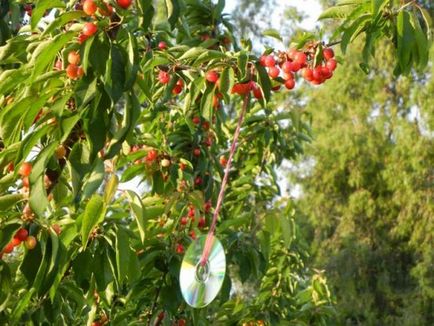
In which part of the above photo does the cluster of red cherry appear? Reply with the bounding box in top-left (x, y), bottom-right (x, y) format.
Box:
top-left (0, 228), bottom-right (37, 259)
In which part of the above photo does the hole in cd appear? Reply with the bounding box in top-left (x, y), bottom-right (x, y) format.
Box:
top-left (195, 260), bottom-right (210, 283)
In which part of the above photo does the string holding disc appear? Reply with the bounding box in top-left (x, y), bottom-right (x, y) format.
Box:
top-left (179, 235), bottom-right (226, 308)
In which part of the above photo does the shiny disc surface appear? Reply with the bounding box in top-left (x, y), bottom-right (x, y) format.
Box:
top-left (179, 235), bottom-right (226, 308)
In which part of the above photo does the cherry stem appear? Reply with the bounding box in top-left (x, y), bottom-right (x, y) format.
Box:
top-left (200, 93), bottom-right (250, 266)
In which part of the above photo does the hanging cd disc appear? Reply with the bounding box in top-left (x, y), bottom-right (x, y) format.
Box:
top-left (179, 234), bottom-right (226, 308)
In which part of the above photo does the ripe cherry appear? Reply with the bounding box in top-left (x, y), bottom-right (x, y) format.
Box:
top-left (172, 85), bottom-right (183, 95)
top-left (252, 85), bottom-right (263, 99)
top-left (231, 83), bottom-right (251, 95)
top-left (281, 61), bottom-right (292, 73)
top-left (3, 242), bottom-right (14, 254)
top-left (189, 230), bottom-right (196, 240)
top-left (289, 61), bottom-right (301, 72)
top-left (78, 33), bottom-right (89, 44)
top-left (193, 148), bottom-right (201, 157)
top-left (313, 66), bottom-right (324, 83)
top-left (194, 176), bottom-right (203, 186)
top-left (192, 116), bottom-right (200, 125)
top-left (302, 68), bottom-right (314, 81)
top-left (220, 155), bottom-right (228, 167)
top-left (98, 2), bottom-right (113, 16)
top-left (268, 66), bottom-right (280, 79)
top-left (202, 121), bottom-right (210, 131)
top-left (147, 149), bottom-right (158, 161)
top-left (158, 41), bottom-right (167, 50)
top-left (11, 237), bottom-right (21, 247)
top-left (326, 58), bottom-right (337, 71)
top-left (321, 66), bottom-right (332, 79)
top-left (206, 70), bottom-right (219, 83)
top-left (198, 217), bottom-right (206, 228)
top-left (158, 70), bottom-right (170, 84)
top-left (180, 217), bottom-right (188, 225)
top-left (82, 23), bottom-right (98, 36)
top-left (83, 0), bottom-right (97, 16)
top-left (288, 48), bottom-right (298, 60)
top-left (66, 64), bottom-right (79, 79)
top-left (176, 243), bottom-right (184, 254)
top-left (323, 48), bottom-right (334, 60)
top-left (264, 55), bottom-right (276, 67)
top-left (22, 176), bottom-right (30, 188)
top-left (284, 79), bottom-right (295, 90)
top-left (117, 0), bottom-right (133, 9)
top-left (76, 66), bottom-right (84, 79)
top-left (282, 72), bottom-right (294, 81)
top-left (188, 207), bottom-right (195, 218)
top-left (294, 52), bottom-right (307, 65)
top-left (15, 228), bottom-right (28, 241)
top-left (19, 162), bottom-right (32, 177)
top-left (25, 236), bottom-right (37, 250)
top-left (204, 200), bottom-right (212, 213)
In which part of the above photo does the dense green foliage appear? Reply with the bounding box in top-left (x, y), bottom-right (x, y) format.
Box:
top-left (0, 0), bottom-right (431, 325)
top-left (293, 41), bottom-right (434, 325)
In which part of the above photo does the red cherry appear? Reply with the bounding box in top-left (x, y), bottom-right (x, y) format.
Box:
top-left (192, 116), bottom-right (200, 125)
top-left (271, 85), bottom-right (281, 92)
top-left (98, 2), bottom-right (113, 16)
top-left (172, 85), bottom-right (183, 95)
top-left (194, 176), bottom-right (202, 186)
top-left (282, 72), bottom-right (294, 81)
top-left (193, 148), bottom-right (201, 157)
top-left (198, 217), bottom-right (206, 228)
top-left (202, 121), bottom-right (210, 131)
top-left (288, 48), bottom-right (298, 60)
top-left (18, 162), bottom-right (32, 177)
top-left (204, 200), bottom-right (212, 213)
top-left (180, 217), bottom-right (188, 225)
top-left (82, 23), bottom-right (98, 36)
top-left (189, 231), bottom-right (196, 240)
top-left (176, 243), bottom-right (184, 254)
top-left (264, 55), bottom-right (276, 67)
top-left (284, 79), bottom-right (295, 90)
top-left (158, 70), bottom-right (170, 84)
top-left (158, 41), bottom-right (167, 50)
top-left (147, 149), bottom-right (158, 161)
top-left (66, 64), bottom-right (79, 79)
top-left (294, 52), bottom-right (307, 65)
top-left (321, 66), bottom-right (333, 79)
top-left (326, 58), bottom-right (337, 71)
top-left (259, 55), bottom-right (267, 66)
top-left (289, 61), bottom-right (301, 72)
top-left (268, 66), bottom-right (280, 79)
top-left (25, 236), bottom-right (37, 250)
top-left (313, 66), bottom-right (324, 83)
top-left (22, 176), bottom-right (30, 188)
top-left (188, 207), bottom-right (195, 218)
top-left (83, 0), bottom-right (97, 16)
top-left (15, 228), bottom-right (29, 241)
top-left (205, 70), bottom-right (219, 83)
top-left (11, 237), bottom-right (21, 247)
top-left (77, 33), bottom-right (89, 44)
top-left (117, 0), bottom-right (133, 9)
top-left (54, 59), bottom-right (63, 71)
top-left (3, 242), bottom-right (14, 254)
top-left (252, 85), bottom-right (263, 99)
top-left (231, 83), bottom-right (251, 95)
top-left (281, 61), bottom-right (292, 73)
top-left (323, 48), bottom-right (334, 60)
top-left (302, 68), bottom-right (314, 81)
top-left (220, 155), bottom-right (228, 167)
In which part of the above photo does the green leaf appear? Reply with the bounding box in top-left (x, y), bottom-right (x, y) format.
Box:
top-left (137, 0), bottom-right (155, 30)
top-left (104, 45), bottom-right (126, 103)
top-left (165, 0), bottom-right (181, 28)
top-left (340, 14), bottom-right (371, 53)
top-left (200, 84), bottom-right (215, 122)
top-left (262, 28), bottom-right (283, 42)
top-left (418, 7), bottom-right (432, 37)
top-left (42, 11), bottom-right (84, 36)
top-left (31, 0), bottom-right (66, 29)
top-left (125, 190), bottom-right (146, 243)
top-left (396, 10), bottom-right (414, 74)
top-left (237, 51), bottom-right (248, 80)
top-left (82, 157), bottom-right (105, 200)
top-left (115, 226), bottom-right (130, 283)
top-left (30, 32), bottom-right (75, 81)
top-left (0, 222), bottom-right (20, 252)
top-left (0, 194), bottom-right (23, 212)
top-left (318, 4), bottom-right (355, 19)
top-left (219, 66), bottom-right (235, 95)
top-left (255, 63), bottom-right (271, 101)
top-left (29, 142), bottom-right (59, 217)
top-left (80, 195), bottom-right (106, 248)
top-left (178, 47), bottom-right (207, 61)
